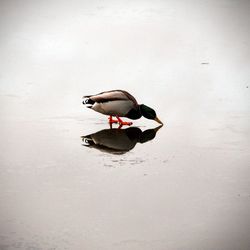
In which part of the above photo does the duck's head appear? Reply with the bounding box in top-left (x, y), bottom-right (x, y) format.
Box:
top-left (140, 104), bottom-right (163, 125)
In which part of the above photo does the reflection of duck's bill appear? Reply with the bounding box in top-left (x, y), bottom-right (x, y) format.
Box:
top-left (154, 116), bottom-right (163, 125)
top-left (154, 124), bottom-right (163, 133)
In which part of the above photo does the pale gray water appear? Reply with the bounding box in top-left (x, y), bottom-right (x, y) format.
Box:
top-left (0, 0), bottom-right (250, 249)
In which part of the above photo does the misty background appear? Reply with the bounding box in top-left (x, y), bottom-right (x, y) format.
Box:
top-left (0, 0), bottom-right (250, 249)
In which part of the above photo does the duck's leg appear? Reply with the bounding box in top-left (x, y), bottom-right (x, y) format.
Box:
top-left (108, 115), bottom-right (119, 124)
top-left (115, 116), bottom-right (133, 126)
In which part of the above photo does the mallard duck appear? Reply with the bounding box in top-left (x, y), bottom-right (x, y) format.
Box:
top-left (82, 90), bottom-right (163, 126)
top-left (81, 125), bottom-right (162, 154)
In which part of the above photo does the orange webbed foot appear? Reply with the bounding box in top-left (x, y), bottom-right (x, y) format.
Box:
top-left (108, 116), bottom-right (119, 124)
top-left (116, 116), bottom-right (133, 126)
top-left (108, 116), bottom-right (133, 128)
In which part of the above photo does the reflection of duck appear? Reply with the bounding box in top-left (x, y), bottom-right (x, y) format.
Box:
top-left (82, 90), bottom-right (163, 126)
top-left (81, 125), bottom-right (162, 154)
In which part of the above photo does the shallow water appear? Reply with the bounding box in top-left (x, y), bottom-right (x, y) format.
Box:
top-left (1, 0), bottom-right (250, 249)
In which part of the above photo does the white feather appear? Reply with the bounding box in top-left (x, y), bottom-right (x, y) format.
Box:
top-left (92, 100), bottom-right (134, 116)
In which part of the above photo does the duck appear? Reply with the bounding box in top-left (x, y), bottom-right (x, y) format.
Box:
top-left (82, 90), bottom-right (163, 126)
top-left (81, 125), bottom-right (162, 154)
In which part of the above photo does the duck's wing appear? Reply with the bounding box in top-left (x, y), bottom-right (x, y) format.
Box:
top-left (84, 90), bottom-right (138, 105)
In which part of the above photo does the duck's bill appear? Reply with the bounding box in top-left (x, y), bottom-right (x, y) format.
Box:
top-left (154, 116), bottom-right (163, 125)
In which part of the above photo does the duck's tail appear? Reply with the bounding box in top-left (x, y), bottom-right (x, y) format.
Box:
top-left (82, 96), bottom-right (95, 108)
top-left (81, 135), bottom-right (94, 146)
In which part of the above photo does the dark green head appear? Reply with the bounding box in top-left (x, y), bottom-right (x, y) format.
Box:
top-left (140, 104), bottom-right (163, 124)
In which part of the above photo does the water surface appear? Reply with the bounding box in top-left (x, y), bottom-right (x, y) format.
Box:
top-left (0, 0), bottom-right (250, 249)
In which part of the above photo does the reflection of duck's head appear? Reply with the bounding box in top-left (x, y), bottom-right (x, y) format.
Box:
top-left (81, 125), bottom-right (162, 154)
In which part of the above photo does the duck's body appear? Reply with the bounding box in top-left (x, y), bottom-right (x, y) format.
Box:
top-left (83, 90), bottom-right (141, 118)
top-left (82, 90), bottom-right (162, 126)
